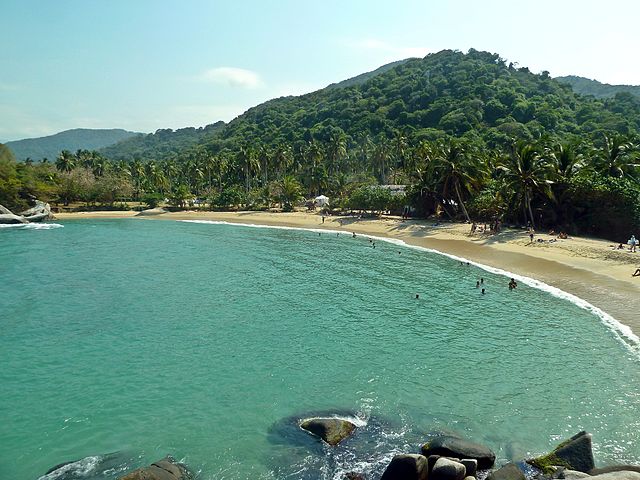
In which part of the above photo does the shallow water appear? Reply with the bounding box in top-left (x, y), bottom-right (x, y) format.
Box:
top-left (1, 219), bottom-right (639, 480)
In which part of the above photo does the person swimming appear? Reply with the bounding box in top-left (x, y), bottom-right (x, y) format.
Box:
top-left (508, 278), bottom-right (518, 290)
top-left (481, 288), bottom-right (485, 295)
top-left (476, 281), bottom-right (480, 288)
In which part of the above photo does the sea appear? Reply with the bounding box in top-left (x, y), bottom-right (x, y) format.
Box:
top-left (1, 218), bottom-right (639, 480)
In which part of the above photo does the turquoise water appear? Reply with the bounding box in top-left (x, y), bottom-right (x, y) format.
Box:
top-left (1, 218), bottom-right (640, 480)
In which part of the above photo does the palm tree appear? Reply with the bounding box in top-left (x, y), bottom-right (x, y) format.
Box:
top-left (592, 134), bottom-right (639, 181)
top-left (272, 143), bottom-right (293, 179)
top-left (55, 150), bottom-right (76, 172)
top-left (371, 137), bottom-right (390, 184)
top-left (391, 130), bottom-right (408, 183)
top-left (237, 146), bottom-right (260, 192)
top-left (429, 139), bottom-right (486, 222)
top-left (278, 175), bottom-right (303, 211)
top-left (498, 142), bottom-right (555, 229)
top-left (326, 133), bottom-right (347, 176)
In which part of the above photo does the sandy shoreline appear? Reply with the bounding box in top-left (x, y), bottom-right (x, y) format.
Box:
top-left (54, 210), bottom-right (640, 336)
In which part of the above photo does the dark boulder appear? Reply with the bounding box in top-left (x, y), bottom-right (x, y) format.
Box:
top-left (421, 436), bottom-right (496, 469)
top-left (487, 463), bottom-right (526, 480)
top-left (381, 454), bottom-right (428, 480)
top-left (299, 417), bottom-right (356, 446)
top-left (118, 457), bottom-right (192, 480)
top-left (529, 431), bottom-right (595, 474)
top-left (431, 457), bottom-right (467, 480)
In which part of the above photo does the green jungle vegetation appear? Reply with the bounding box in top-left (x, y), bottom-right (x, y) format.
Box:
top-left (2, 49), bottom-right (640, 240)
top-left (557, 75), bottom-right (640, 100)
top-left (5, 128), bottom-right (140, 162)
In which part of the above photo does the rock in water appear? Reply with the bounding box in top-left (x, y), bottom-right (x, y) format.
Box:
top-left (299, 417), bottom-right (356, 446)
top-left (118, 457), bottom-right (192, 480)
top-left (381, 454), bottom-right (428, 480)
top-left (421, 436), bottom-right (496, 469)
top-left (528, 431), bottom-right (595, 473)
top-left (487, 463), bottom-right (525, 480)
top-left (431, 457), bottom-right (467, 480)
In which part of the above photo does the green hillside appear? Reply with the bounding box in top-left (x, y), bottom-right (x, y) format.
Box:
top-left (204, 49), bottom-right (640, 154)
top-left (556, 75), bottom-right (640, 99)
top-left (100, 122), bottom-right (225, 161)
top-left (6, 128), bottom-right (141, 161)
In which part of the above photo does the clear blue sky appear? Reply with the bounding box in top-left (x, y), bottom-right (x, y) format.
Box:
top-left (1, 0), bottom-right (639, 142)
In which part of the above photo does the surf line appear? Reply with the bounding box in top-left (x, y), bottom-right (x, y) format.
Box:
top-left (179, 219), bottom-right (640, 358)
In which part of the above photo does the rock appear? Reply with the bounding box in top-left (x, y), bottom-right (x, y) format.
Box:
top-left (422, 436), bottom-right (496, 469)
top-left (529, 432), bottom-right (595, 474)
top-left (464, 477), bottom-right (476, 480)
top-left (591, 473), bottom-right (640, 480)
top-left (136, 208), bottom-right (168, 216)
top-left (299, 417), bottom-right (356, 446)
top-left (344, 472), bottom-right (366, 480)
top-left (118, 457), bottom-right (192, 480)
top-left (431, 457), bottom-right (467, 480)
top-left (0, 213), bottom-right (28, 224)
top-left (380, 454), bottom-right (428, 480)
top-left (487, 463), bottom-right (526, 480)
top-left (461, 459), bottom-right (478, 477)
top-left (591, 467), bottom-right (640, 476)
top-left (558, 468), bottom-right (591, 480)
top-left (428, 455), bottom-right (441, 473)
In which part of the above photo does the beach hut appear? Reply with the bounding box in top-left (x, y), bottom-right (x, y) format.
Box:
top-left (314, 195), bottom-right (329, 207)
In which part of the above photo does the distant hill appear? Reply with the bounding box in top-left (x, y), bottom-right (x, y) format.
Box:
top-left (6, 128), bottom-right (141, 161)
top-left (100, 122), bottom-right (226, 161)
top-left (556, 75), bottom-right (640, 99)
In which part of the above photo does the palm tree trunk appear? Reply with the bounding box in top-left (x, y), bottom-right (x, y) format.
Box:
top-left (525, 189), bottom-right (535, 229)
top-left (454, 181), bottom-right (471, 223)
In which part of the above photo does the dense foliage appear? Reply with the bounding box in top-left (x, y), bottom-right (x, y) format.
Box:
top-left (6, 128), bottom-right (139, 162)
top-left (99, 122), bottom-right (225, 162)
top-left (2, 49), bottom-right (639, 240)
top-left (557, 75), bottom-right (640, 100)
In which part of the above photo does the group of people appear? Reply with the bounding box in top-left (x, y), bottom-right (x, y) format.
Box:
top-left (470, 219), bottom-right (501, 235)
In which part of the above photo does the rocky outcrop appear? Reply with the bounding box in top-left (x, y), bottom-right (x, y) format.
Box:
top-left (118, 457), bottom-right (192, 480)
top-left (0, 201), bottom-right (52, 224)
top-left (299, 417), bottom-right (356, 446)
top-left (380, 454), bottom-right (429, 480)
top-left (487, 463), bottom-right (525, 480)
top-left (431, 457), bottom-right (467, 480)
top-left (421, 436), bottom-right (496, 469)
top-left (591, 467), bottom-right (640, 475)
top-left (136, 207), bottom-right (168, 216)
top-left (528, 431), bottom-right (595, 473)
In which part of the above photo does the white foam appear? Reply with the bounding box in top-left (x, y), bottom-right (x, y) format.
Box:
top-left (0, 222), bottom-right (63, 230)
top-left (37, 455), bottom-right (101, 480)
top-left (179, 219), bottom-right (640, 357)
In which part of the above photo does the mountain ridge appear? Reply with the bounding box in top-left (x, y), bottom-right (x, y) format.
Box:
top-left (6, 128), bottom-right (141, 161)
top-left (556, 75), bottom-right (640, 99)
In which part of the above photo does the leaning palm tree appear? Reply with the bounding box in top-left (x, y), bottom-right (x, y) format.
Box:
top-left (429, 139), bottom-right (486, 223)
top-left (498, 142), bottom-right (555, 229)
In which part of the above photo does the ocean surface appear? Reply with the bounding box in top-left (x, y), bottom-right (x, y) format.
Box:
top-left (1, 218), bottom-right (640, 480)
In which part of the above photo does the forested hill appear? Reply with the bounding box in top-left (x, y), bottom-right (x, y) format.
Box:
top-left (100, 122), bottom-right (226, 161)
top-left (557, 75), bottom-right (640, 99)
top-left (6, 128), bottom-right (140, 161)
top-left (203, 49), bottom-right (640, 153)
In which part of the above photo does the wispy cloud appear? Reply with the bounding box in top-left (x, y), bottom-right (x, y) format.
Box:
top-left (345, 38), bottom-right (430, 60)
top-left (196, 67), bottom-right (263, 89)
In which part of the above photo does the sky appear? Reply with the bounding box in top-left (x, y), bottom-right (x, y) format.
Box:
top-left (1, 0), bottom-right (639, 142)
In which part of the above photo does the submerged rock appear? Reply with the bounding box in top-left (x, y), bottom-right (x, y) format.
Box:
top-left (118, 457), bottom-right (192, 480)
top-left (380, 454), bottom-right (428, 480)
top-left (528, 431), bottom-right (595, 474)
top-left (421, 436), bottom-right (496, 469)
top-left (299, 417), bottom-right (356, 446)
top-left (487, 463), bottom-right (525, 480)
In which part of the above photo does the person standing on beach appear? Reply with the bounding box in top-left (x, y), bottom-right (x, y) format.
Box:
top-left (321, 215), bottom-right (325, 224)
top-left (529, 231), bottom-right (534, 243)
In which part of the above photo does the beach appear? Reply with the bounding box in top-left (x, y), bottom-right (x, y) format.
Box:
top-left (54, 210), bottom-right (640, 335)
